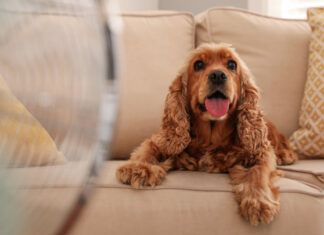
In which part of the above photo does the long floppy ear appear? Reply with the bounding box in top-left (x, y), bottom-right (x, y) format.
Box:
top-left (236, 62), bottom-right (271, 156)
top-left (152, 71), bottom-right (191, 156)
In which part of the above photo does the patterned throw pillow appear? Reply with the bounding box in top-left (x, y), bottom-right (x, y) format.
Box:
top-left (0, 75), bottom-right (66, 167)
top-left (289, 8), bottom-right (324, 158)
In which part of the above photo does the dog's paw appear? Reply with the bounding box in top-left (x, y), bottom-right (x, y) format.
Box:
top-left (116, 161), bottom-right (166, 189)
top-left (239, 196), bottom-right (279, 225)
top-left (276, 149), bottom-right (298, 165)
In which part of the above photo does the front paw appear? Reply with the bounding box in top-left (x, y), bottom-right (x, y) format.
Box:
top-left (116, 161), bottom-right (166, 189)
top-left (239, 196), bottom-right (279, 225)
top-left (276, 150), bottom-right (298, 165)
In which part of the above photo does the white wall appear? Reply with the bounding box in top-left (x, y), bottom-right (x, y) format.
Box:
top-left (118, 0), bottom-right (159, 12)
top-left (159, 0), bottom-right (248, 14)
top-left (248, 0), bottom-right (283, 17)
top-left (118, 0), bottom-right (248, 13)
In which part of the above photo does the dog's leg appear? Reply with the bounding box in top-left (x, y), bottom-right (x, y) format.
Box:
top-left (116, 139), bottom-right (173, 189)
top-left (229, 151), bottom-right (282, 225)
top-left (276, 147), bottom-right (298, 165)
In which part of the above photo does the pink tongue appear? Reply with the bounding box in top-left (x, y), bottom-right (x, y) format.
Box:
top-left (205, 98), bottom-right (230, 117)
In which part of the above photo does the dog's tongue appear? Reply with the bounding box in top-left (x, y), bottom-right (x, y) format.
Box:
top-left (205, 98), bottom-right (230, 117)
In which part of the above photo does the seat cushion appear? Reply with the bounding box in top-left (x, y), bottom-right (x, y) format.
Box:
top-left (8, 161), bottom-right (324, 235)
top-left (3, 161), bottom-right (92, 235)
top-left (111, 11), bottom-right (195, 159)
top-left (278, 159), bottom-right (324, 190)
top-left (70, 161), bottom-right (324, 235)
top-left (195, 8), bottom-right (311, 137)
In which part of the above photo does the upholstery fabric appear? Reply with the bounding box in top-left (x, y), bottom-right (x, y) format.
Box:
top-left (111, 11), bottom-right (195, 159)
top-left (195, 8), bottom-right (311, 137)
top-left (8, 160), bottom-right (323, 193)
top-left (11, 160), bottom-right (323, 234)
top-left (278, 159), bottom-right (324, 190)
top-left (289, 8), bottom-right (324, 158)
top-left (72, 9), bottom-right (323, 235)
top-left (69, 161), bottom-right (324, 235)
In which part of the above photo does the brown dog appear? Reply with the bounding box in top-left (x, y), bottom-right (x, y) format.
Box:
top-left (116, 43), bottom-right (298, 225)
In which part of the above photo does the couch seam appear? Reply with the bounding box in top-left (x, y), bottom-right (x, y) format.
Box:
top-left (190, 13), bottom-right (195, 50)
top-left (287, 179), bottom-right (323, 192)
top-left (14, 184), bottom-right (324, 197)
top-left (206, 9), bottom-right (213, 43)
top-left (92, 183), bottom-right (324, 197)
top-left (278, 167), bottom-right (324, 176)
top-left (282, 171), bottom-right (324, 187)
top-left (317, 175), bottom-right (324, 183)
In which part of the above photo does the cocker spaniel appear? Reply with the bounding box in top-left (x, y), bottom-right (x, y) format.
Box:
top-left (116, 43), bottom-right (298, 225)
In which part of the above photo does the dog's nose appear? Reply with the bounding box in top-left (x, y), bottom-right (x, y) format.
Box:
top-left (208, 70), bottom-right (227, 84)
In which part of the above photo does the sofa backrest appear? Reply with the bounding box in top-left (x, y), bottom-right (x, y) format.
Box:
top-left (196, 8), bottom-right (311, 137)
top-left (111, 8), bottom-right (311, 159)
top-left (111, 12), bottom-right (195, 159)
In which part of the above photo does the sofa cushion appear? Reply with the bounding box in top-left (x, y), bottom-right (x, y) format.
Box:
top-left (69, 160), bottom-right (324, 235)
top-left (278, 159), bottom-right (324, 190)
top-left (7, 160), bottom-right (324, 234)
top-left (111, 12), bottom-right (195, 159)
top-left (289, 8), bottom-right (324, 158)
top-left (195, 8), bottom-right (311, 137)
top-left (4, 161), bottom-right (89, 187)
top-left (95, 161), bottom-right (324, 194)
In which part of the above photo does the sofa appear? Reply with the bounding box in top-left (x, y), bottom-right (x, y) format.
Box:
top-left (1, 5), bottom-right (324, 235)
top-left (67, 8), bottom-right (324, 235)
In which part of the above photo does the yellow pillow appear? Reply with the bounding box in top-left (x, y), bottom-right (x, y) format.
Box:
top-left (289, 8), bottom-right (324, 158)
top-left (0, 75), bottom-right (66, 167)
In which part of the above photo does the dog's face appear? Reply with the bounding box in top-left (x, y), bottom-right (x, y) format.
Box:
top-left (187, 44), bottom-right (242, 121)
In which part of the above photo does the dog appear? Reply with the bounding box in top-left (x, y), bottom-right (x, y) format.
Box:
top-left (116, 43), bottom-right (298, 225)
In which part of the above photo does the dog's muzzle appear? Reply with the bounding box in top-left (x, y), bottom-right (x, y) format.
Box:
top-left (208, 70), bottom-right (227, 85)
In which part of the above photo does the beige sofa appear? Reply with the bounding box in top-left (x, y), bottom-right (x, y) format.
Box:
top-left (69, 8), bottom-right (324, 235)
top-left (1, 5), bottom-right (324, 235)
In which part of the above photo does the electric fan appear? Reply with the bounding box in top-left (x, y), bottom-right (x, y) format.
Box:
top-left (0, 0), bottom-right (120, 234)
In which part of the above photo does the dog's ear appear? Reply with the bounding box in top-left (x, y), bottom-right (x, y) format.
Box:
top-left (236, 62), bottom-right (270, 155)
top-left (152, 71), bottom-right (191, 156)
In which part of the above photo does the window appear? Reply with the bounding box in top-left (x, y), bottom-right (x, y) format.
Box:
top-left (282, 0), bottom-right (324, 19)
top-left (248, 0), bottom-right (324, 19)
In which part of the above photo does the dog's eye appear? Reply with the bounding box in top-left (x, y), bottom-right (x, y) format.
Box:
top-left (227, 60), bottom-right (236, 71)
top-left (194, 60), bottom-right (205, 71)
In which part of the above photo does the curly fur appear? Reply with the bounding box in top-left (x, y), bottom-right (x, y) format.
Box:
top-left (116, 43), bottom-right (298, 225)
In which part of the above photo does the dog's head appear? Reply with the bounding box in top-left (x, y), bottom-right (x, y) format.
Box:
top-left (186, 43), bottom-right (249, 121)
top-left (153, 43), bottom-right (264, 156)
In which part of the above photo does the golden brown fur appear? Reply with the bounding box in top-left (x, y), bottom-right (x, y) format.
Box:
top-left (116, 43), bottom-right (298, 225)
